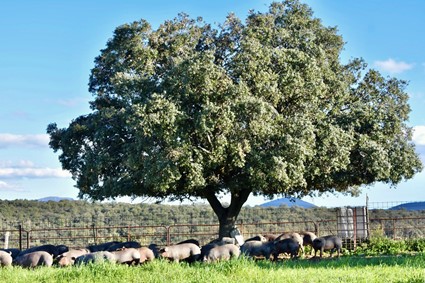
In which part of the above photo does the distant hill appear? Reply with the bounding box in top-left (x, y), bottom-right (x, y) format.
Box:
top-left (259, 197), bottom-right (316, 208)
top-left (37, 196), bottom-right (74, 202)
top-left (388, 202), bottom-right (425, 211)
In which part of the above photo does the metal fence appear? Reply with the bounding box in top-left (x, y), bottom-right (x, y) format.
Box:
top-left (2, 215), bottom-right (425, 251)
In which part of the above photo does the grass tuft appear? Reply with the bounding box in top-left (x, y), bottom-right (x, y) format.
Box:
top-left (1, 254), bottom-right (424, 283)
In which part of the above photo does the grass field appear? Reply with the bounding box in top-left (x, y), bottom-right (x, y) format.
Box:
top-left (1, 255), bottom-right (424, 283)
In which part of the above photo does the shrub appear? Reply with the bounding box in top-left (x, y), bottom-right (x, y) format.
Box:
top-left (353, 237), bottom-right (425, 256)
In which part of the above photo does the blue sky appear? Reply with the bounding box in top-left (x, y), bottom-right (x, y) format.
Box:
top-left (1, 0), bottom-right (424, 207)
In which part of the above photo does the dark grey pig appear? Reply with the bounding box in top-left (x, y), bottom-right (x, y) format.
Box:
top-left (272, 238), bottom-right (300, 260)
top-left (0, 250), bottom-right (13, 267)
top-left (274, 232), bottom-right (304, 256)
top-left (74, 251), bottom-right (116, 265)
top-left (240, 240), bottom-right (274, 260)
top-left (245, 235), bottom-right (267, 243)
top-left (203, 244), bottom-right (240, 262)
top-left (301, 232), bottom-right (317, 247)
top-left (18, 244), bottom-right (68, 259)
top-left (148, 244), bottom-right (159, 258)
top-left (159, 243), bottom-right (201, 263)
top-left (300, 231), bottom-right (317, 255)
top-left (14, 251), bottom-right (53, 268)
top-left (87, 241), bottom-right (121, 252)
top-left (312, 235), bottom-right (342, 258)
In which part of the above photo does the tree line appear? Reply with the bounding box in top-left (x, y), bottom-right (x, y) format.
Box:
top-left (0, 199), bottom-right (424, 230)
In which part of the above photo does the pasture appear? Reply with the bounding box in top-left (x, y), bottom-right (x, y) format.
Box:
top-left (1, 255), bottom-right (424, 283)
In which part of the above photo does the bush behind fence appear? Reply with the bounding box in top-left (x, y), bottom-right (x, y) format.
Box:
top-left (2, 215), bottom-right (425, 250)
top-left (1, 203), bottom-right (425, 250)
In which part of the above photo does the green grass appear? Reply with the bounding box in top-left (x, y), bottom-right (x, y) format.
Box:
top-left (1, 255), bottom-right (425, 283)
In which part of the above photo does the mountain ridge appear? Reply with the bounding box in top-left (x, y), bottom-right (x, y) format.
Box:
top-left (389, 201), bottom-right (425, 211)
top-left (37, 196), bottom-right (74, 202)
top-left (259, 197), bottom-right (316, 208)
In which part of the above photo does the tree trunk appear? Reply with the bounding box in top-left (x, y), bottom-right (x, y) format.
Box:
top-left (205, 188), bottom-right (251, 239)
top-left (218, 212), bottom-right (239, 239)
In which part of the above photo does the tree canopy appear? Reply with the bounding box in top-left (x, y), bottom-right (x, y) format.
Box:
top-left (47, 0), bottom-right (422, 237)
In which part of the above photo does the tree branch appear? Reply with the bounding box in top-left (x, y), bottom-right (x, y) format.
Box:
top-left (229, 188), bottom-right (252, 217)
top-left (204, 187), bottom-right (225, 219)
top-left (197, 145), bottom-right (212, 154)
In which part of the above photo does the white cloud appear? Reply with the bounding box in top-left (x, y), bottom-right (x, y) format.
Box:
top-left (0, 180), bottom-right (24, 192)
top-left (374, 59), bottom-right (414, 74)
top-left (413, 126), bottom-right (425, 162)
top-left (413, 126), bottom-right (425, 145)
top-left (0, 133), bottom-right (50, 148)
top-left (0, 168), bottom-right (71, 179)
top-left (0, 161), bottom-right (71, 179)
top-left (0, 180), bottom-right (12, 189)
top-left (0, 160), bottom-right (36, 168)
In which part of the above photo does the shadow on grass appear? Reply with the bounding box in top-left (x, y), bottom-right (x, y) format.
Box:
top-left (250, 253), bottom-right (425, 270)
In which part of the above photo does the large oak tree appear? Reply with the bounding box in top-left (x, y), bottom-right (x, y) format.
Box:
top-left (47, 1), bottom-right (422, 237)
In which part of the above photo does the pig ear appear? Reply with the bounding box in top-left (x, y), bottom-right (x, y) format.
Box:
top-left (163, 247), bottom-right (168, 252)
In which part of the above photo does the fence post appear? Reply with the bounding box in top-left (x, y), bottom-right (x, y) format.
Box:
top-left (352, 210), bottom-right (356, 250)
top-left (314, 222), bottom-right (319, 236)
top-left (393, 219), bottom-right (396, 240)
top-left (380, 220), bottom-right (384, 237)
top-left (127, 225), bottom-right (131, 242)
top-left (365, 205), bottom-right (370, 240)
top-left (19, 224), bottom-right (22, 251)
top-left (92, 224), bottom-right (97, 245)
top-left (4, 231), bottom-right (10, 249)
top-left (166, 226), bottom-right (171, 246)
top-left (26, 230), bottom-right (30, 249)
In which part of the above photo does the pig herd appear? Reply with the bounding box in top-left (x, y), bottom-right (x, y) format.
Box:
top-left (0, 232), bottom-right (342, 268)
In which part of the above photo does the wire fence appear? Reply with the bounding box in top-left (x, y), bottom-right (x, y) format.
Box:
top-left (1, 215), bottom-right (425, 251)
top-left (1, 200), bottom-right (424, 251)
top-left (367, 201), bottom-right (414, 210)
